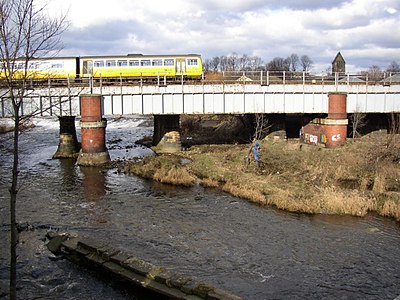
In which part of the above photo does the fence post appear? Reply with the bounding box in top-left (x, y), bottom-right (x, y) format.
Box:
top-left (334, 72), bottom-right (338, 91)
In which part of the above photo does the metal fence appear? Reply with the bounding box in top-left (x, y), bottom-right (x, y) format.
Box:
top-left (0, 71), bottom-right (399, 90)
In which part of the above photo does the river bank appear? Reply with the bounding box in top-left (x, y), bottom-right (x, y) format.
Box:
top-left (122, 132), bottom-right (400, 221)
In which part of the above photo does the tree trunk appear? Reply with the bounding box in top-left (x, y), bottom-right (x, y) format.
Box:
top-left (9, 113), bottom-right (19, 300)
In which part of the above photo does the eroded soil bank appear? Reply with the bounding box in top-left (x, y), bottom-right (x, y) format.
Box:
top-left (122, 133), bottom-right (400, 221)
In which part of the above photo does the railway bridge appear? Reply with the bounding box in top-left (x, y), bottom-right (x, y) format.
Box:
top-left (1, 78), bottom-right (400, 162)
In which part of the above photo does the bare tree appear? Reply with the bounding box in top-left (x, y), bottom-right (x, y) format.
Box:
top-left (253, 113), bottom-right (271, 141)
top-left (300, 55), bottom-right (313, 72)
top-left (350, 111), bottom-right (367, 141)
top-left (266, 57), bottom-right (290, 71)
top-left (0, 0), bottom-right (67, 298)
top-left (361, 65), bottom-right (384, 82)
top-left (386, 61), bottom-right (400, 73)
top-left (245, 113), bottom-right (271, 166)
top-left (289, 53), bottom-right (300, 72)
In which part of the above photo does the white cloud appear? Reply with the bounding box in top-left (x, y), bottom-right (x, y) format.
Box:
top-left (38, 0), bottom-right (400, 71)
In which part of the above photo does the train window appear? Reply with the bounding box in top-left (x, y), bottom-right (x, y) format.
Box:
top-left (129, 60), bottom-right (139, 67)
top-left (29, 62), bottom-right (38, 69)
top-left (106, 60), bottom-right (116, 67)
top-left (152, 59), bottom-right (163, 66)
top-left (17, 63), bottom-right (24, 69)
top-left (141, 60), bottom-right (151, 66)
top-left (164, 59), bottom-right (174, 66)
top-left (94, 60), bottom-right (104, 67)
top-left (51, 63), bottom-right (63, 69)
top-left (40, 62), bottom-right (50, 70)
top-left (117, 60), bottom-right (128, 67)
top-left (187, 59), bottom-right (198, 66)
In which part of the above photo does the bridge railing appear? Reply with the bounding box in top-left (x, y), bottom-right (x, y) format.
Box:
top-left (0, 71), bottom-right (399, 90)
top-left (210, 71), bottom-right (400, 86)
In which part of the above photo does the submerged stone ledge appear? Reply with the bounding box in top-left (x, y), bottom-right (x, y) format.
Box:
top-left (47, 233), bottom-right (242, 300)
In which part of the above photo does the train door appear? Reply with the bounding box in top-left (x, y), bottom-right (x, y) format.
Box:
top-left (82, 60), bottom-right (93, 77)
top-left (176, 58), bottom-right (186, 75)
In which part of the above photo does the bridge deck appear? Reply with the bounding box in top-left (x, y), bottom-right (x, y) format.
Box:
top-left (1, 83), bottom-right (399, 117)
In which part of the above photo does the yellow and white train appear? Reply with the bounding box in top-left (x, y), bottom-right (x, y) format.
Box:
top-left (1, 54), bottom-right (203, 80)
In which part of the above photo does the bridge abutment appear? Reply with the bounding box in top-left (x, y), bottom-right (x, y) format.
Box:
top-left (77, 95), bottom-right (110, 166)
top-left (153, 115), bottom-right (181, 153)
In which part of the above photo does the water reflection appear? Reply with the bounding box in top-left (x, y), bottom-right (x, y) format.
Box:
top-left (58, 159), bottom-right (80, 189)
top-left (80, 166), bottom-right (107, 202)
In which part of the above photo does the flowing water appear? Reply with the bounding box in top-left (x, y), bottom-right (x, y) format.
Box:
top-left (0, 117), bottom-right (400, 300)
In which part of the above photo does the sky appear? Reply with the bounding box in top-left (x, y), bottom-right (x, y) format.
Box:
top-left (41, 0), bottom-right (400, 73)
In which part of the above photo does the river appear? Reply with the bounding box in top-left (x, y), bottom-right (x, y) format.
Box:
top-left (0, 116), bottom-right (400, 300)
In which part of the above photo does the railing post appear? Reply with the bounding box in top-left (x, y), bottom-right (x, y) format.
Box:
top-left (283, 71), bottom-right (286, 85)
top-left (267, 71), bottom-right (269, 86)
top-left (334, 72), bottom-right (338, 91)
top-left (260, 71), bottom-right (263, 85)
top-left (303, 72), bottom-right (305, 85)
top-left (120, 73), bottom-right (123, 95)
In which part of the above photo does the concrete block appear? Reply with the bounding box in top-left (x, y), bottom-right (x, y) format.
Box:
top-left (78, 237), bottom-right (108, 252)
top-left (46, 235), bottom-right (68, 254)
top-left (122, 256), bottom-right (156, 276)
top-left (180, 279), bottom-right (197, 294)
top-left (192, 283), bottom-right (214, 298)
top-left (60, 237), bottom-right (79, 252)
top-left (166, 274), bottom-right (192, 289)
top-left (110, 251), bottom-right (131, 265)
top-left (207, 288), bottom-right (243, 300)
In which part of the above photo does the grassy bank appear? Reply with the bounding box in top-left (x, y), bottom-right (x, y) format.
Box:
top-left (123, 133), bottom-right (400, 221)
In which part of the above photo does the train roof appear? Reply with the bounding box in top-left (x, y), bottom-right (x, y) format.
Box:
top-left (15, 54), bottom-right (202, 61)
top-left (80, 54), bottom-right (202, 59)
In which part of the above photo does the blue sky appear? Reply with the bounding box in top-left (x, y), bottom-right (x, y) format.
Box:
top-left (43, 0), bottom-right (400, 72)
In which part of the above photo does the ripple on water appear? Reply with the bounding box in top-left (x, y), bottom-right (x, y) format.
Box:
top-left (1, 119), bottom-right (400, 300)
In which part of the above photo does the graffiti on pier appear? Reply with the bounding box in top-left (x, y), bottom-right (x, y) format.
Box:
top-left (332, 134), bottom-right (341, 142)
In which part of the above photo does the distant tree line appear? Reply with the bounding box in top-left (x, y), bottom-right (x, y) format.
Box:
top-left (203, 53), bottom-right (314, 73)
top-left (204, 53), bottom-right (400, 80)
top-left (362, 61), bottom-right (400, 81)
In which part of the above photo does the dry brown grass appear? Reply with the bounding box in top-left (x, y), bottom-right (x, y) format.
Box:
top-left (222, 182), bottom-right (266, 205)
top-left (200, 178), bottom-right (220, 188)
top-left (123, 133), bottom-right (400, 221)
top-left (153, 166), bottom-right (196, 187)
top-left (380, 196), bottom-right (400, 220)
